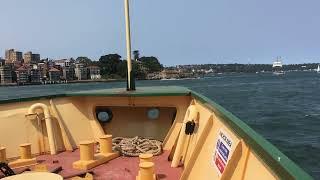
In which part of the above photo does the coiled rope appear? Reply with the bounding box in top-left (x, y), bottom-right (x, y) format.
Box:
top-left (112, 136), bottom-right (162, 157)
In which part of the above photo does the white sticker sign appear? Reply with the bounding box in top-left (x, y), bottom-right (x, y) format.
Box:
top-left (213, 129), bottom-right (233, 175)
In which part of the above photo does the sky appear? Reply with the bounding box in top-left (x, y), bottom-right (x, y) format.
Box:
top-left (0, 0), bottom-right (320, 65)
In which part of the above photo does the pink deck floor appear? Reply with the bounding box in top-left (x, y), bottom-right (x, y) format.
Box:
top-left (34, 149), bottom-right (183, 180)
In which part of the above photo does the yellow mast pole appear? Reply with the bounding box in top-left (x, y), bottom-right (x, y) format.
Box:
top-left (124, 0), bottom-right (135, 90)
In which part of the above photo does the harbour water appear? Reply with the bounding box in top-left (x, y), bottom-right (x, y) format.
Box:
top-left (0, 71), bottom-right (319, 178)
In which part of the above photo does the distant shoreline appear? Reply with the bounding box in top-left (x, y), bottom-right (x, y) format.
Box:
top-left (0, 79), bottom-right (126, 87)
top-left (0, 70), bottom-right (318, 87)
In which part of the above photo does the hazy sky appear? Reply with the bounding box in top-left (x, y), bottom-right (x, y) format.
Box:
top-left (0, 0), bottom-right (320, 65)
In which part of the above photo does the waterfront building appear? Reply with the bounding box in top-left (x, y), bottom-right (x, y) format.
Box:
top-left (15, 66), bottom-right (28, 84)
top-left (23, 51), bottom-right (40, 64)
top-left (47, 59), bottom-right (55, 68)
top-left (48, 67), bottom-right (61, 82)
top-left (12, 60), bottom-right (23, 68)
top-left (30, 65), bottom-right (41, 83)
top-left (12, 51), bottom-right (23, 63)
top-left (146, 72), bottom-right (161, 80)
top-left (54, 58), bottom-right (75, 68)
top-left (75, 63), bottom-right (88, 80)
top-left (62, 67), bottom-right (75, 80)
top-left (64, 58), bottom-right (75, 67)
top-left (37, 62), bottom-right (48, 80)
top-left (160, 69), bottom-right (180, 79)
top-left (5, 49), bottom-right (22, 64)
top-left (65, 59), bottom-right (71, 67)
top-left (88, 66), bottom-right (101, 80)
top-left (0, 58), bottom-right (5, 66)
top-left (53, 65), bottom-right (63, 72)
top-left (5, 49), bottom-right (14, 63)
top-left (0, 64), bottom-right (13, 84)
top-left (54, 59), bottom-right (67, 67)
top-left (23, 52), bottom-right (32, 64)
top-left (32, 54), bottom-right (40, 64)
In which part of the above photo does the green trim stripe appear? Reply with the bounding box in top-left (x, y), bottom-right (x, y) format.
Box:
top-left (0, 95), bottom-right (66, 105)
top-left (0, 86), bottom-right (189, 105)
top-left (67, 86), bottom-right (190, 97)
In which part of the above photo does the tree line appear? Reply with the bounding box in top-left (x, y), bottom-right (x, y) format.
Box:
top-left (177, 63), bottom-right (319, 73)
top-left (76, 51), bottom-right (163, 79)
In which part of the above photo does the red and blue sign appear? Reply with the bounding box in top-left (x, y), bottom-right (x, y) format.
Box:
top-left (214, 152), bottom-right (226, 174)
top-left (213, 129), bottom-right (233, 176)
top-left (217, 139), bottom-right (230, 162)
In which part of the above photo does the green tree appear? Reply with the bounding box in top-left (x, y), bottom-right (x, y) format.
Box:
top-left (140, 56), bottom-right (163, 73)
top-left (76, 56), bottom-right (92, 66)
top-left (133, 50), bottom-right (140, 61)
top-left (96, 53), bottom-right (162, 80)
top-left (98, 54), bottom-right (122, 76)
top-left (115, 60), bottom-right (147, 79)
top-left (116, 60), bottom-right (128, 78)
top-left (132, 61), bottom-right (146, 79)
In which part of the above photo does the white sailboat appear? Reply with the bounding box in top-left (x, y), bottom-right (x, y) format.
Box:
top-left (316, 64), bottom-right (320, 73)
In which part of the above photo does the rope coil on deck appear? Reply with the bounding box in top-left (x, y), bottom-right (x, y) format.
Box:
top-left (112, 136), bottom-right (162, 157)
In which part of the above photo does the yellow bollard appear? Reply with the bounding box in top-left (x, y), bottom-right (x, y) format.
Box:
top-left (137, 162), bottom-right (156, 180)
top-left (79, 141), bottom-right (94, 161)
top-left (9, 143), bottom-right (36, 168)
top-left (99, 135), bottom-right (113, 154)
top-left (0, 147), bottom-right (6, 162)
top-left (20, 143), bottom-right (32, 159)
top-left (73, 138), bottom-right (119, 170)
top-left (139, 153), bottom-right (153, 163)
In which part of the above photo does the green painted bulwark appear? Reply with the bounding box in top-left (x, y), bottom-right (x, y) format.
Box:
top-left (67, 86), bottom-right (190, 97)
top-left (0, 94), bottom-right (66, 105)
top-left (190, 90), bottom-right (313, 180)
top-left (0, 86), bottom-right (190, 105)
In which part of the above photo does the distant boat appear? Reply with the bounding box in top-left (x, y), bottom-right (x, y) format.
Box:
top-left (272, 57), bottom-right (285, 75)
top-left (317, 64), bottom-right (320, 73)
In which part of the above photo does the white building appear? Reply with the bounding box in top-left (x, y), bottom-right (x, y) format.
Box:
top-left (88, 66), bottom-right (101, 80)
top-left (75, 63), bottom-right (88, 80)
